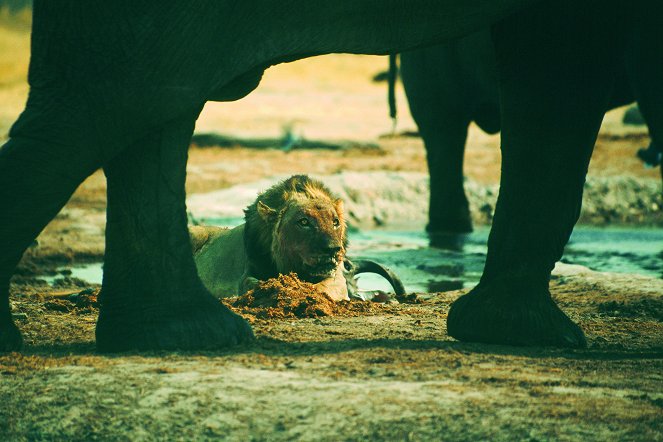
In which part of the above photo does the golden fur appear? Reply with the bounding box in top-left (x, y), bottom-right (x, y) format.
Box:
top-left (193, 175), bottom-right (350, 300)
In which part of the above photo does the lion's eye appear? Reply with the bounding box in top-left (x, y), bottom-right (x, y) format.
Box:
top-left (298, 218), bottom-right (310, 227)
top-left (333, 218), bottom-right (340, 228)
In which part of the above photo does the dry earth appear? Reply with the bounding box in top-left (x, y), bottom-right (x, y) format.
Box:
top-left (1, 15), bottom-right (662, 441)
top-left (2, 265), bottom-right (663, 441)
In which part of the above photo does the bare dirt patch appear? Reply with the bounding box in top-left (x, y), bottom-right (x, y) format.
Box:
top-left (2, 267), bottom-right (663, 440)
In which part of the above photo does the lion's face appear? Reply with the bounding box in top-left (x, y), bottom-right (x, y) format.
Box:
top-left (260, 196), bottom-right (346, 283)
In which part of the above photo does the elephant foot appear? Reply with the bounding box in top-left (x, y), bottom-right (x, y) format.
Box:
top-left (96, 298), bottom-right (254, 353)
top-left (426, 211), bottom-right (473, 236)
top-left (447, 277), bottom-right (586, 348)
top-left (0, 319), bottom-right (23, 352)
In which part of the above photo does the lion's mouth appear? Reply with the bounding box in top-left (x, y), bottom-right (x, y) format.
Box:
top-left (302, 255), bottom-right (339, 280)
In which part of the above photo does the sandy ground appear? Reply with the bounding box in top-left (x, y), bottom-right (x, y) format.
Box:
top-left (1, 17), bottom-right (663, 441)
top-left (3, 265), bottom-right (663, 440)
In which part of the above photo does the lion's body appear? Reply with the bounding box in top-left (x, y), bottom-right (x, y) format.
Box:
top-left (191, 224), bottom-right (248, 298)
top-left (192, 176), bottom-right (350, 300)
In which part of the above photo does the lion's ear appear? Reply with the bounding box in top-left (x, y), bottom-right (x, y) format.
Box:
top-left (334, 198), bottom-right (344, 216)
top-left (257, 201), bottom-right (277, 223)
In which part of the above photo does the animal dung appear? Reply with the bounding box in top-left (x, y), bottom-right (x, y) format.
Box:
top-left (227, 273), bottom-right (338, 319)
top-left (225, 273), bottom-right (383, 320)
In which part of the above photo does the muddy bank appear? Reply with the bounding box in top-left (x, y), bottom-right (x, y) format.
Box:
top-left (2, 265), bottom-right (662, 440)
top-left (187, 171), bottom-right (663, 229)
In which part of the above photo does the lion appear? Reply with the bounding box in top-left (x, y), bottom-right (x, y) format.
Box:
top-left (190, 175), bottom-right (404, 301)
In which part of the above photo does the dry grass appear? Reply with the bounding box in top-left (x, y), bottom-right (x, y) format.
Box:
top-left (0, 9), bottom-right (30, 83)
top-left (0, 14), bottom-right (30, 137)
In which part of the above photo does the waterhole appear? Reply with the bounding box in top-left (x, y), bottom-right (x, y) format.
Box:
top-left (49, 219), bottom-right (663, 295)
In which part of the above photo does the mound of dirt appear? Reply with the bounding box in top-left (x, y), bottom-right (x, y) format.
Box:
top-left (225, 273), bottom-right (381, 320)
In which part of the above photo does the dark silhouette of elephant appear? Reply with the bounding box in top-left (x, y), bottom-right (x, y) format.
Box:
top-left (0, 0), bottom-right (655, 352)
top-left (400, 25), bottom-right (661, 236)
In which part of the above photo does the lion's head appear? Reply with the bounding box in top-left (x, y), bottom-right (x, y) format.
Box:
top-left (244, 175), bottom-right (347, 283)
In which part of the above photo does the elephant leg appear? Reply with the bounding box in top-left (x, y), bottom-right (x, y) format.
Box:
top-left (423, 121), bottom-right (472, 236)
top-left (96, 109), bottom-right (253, 352)
top-left (625, 0), bottom-right (663, 178)
top-left (0, 134), bottom-right (101, 351)
top-left (447, 1), bottom-right (628, 347)
top-left (401, 49), bottom-right (472, 236)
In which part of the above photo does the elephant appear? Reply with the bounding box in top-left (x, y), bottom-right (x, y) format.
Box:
top-left (0, 0), bottom-right (651, 352)
top-left (399, 24), bottom-right (662, 236)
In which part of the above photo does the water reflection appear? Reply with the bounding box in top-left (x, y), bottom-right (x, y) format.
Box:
top-left (416, 263), bottom-right (464, 277)
top-left (427, 232), bottom-right (469, 251)
top-left (416, 261), bottom-right (466, 293)
top-left (40, 226), bottom-right (663, 293)
top-left (351, 226), bottom-right (663, 294)
top-left (427, 280), bottom-right (464, 292)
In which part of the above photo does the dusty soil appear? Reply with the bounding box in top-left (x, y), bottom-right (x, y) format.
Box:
top-left (3, 266), bottom-right (663, 440)
top-left (1, 18), bottom-right (662, 441)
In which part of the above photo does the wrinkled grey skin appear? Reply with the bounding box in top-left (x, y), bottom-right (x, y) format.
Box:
top-left (400, 15), bottom-right (662, 236)
top-left (0, 0), bottom-right (652, 352)
top-left (401, 30), bottom-right (500, 236)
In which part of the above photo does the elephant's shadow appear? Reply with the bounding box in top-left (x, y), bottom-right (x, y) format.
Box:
top-left (21, 337), bottom-right (663, 362)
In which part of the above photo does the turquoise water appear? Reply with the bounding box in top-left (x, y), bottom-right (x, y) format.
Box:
top-left (348, 226), bottom-right (663, 294)
top-left (52, 222), bottom-right (663, 294)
